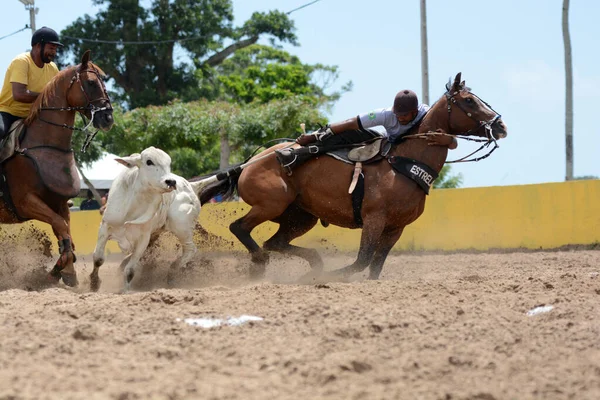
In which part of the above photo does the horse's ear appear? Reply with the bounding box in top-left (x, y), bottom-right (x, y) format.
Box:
top-left (452, 72), bottom-right (462, 91)
top-left (81, 50), bottom-right (91, 69)
top-left (115, 153), bottom-right (141, 169)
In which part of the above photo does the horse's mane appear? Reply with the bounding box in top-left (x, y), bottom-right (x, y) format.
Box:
top-left (25, 62), bottom-right (106, 126)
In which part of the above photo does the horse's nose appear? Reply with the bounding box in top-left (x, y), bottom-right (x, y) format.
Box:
top-left (165, 179), bottom-right (176, 188)
top-left (494, 119), bottom-right (508, 139)
top-left (97, 110), bottom-right (114, 130)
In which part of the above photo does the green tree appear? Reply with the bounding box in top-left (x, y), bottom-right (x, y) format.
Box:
top-left (210, 45), bottom-right (351, 106)
top-left (58, 0), bottom-right (297, 108)
top-left (433, 165), bottom-right (463, 189)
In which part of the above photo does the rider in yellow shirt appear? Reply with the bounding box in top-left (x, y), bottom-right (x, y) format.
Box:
top-left (0, 26), bottom-right (62, 140)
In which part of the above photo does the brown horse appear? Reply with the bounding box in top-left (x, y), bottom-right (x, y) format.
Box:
top-left (200, 73), bottom-right (507, 281)
top-left (0, 50), bottom-right (114, 287)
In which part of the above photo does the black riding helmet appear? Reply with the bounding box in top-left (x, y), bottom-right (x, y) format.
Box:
top-left (31, 27), bottom-right (64, 47)
top-left (392, 89), bottom-right (418, 116)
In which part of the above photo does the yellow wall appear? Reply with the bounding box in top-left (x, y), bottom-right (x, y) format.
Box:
top-left (5, 180), bottom-right (599, 254)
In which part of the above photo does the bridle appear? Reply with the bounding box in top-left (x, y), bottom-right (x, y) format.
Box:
top-left (37, 65), bottom-right (112, 152)
top-left (443, 88), bottom-right (502, 163)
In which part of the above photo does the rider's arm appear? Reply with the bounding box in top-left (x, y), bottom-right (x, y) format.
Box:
top-left (11, 82), bottom-right (39, 103)
top-left (329, 117), bottom-right (360, 134)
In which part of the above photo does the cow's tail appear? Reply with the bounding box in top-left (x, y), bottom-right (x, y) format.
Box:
top-left (189, 165), bottom-right (242, 205)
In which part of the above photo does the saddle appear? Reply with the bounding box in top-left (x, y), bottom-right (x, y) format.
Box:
top-left (276, 137), bottom-right (391, 194)
top-left (334, 138), bottom-right (391, 193)
top-left (0, 120), bottom-right (24, 164)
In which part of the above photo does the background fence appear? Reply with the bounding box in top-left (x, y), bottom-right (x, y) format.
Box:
top-left (7, 180), bottom-right (598, 254)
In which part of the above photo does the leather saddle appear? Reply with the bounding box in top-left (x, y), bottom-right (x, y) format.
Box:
top-left (0, 120), bottom-right (25, 164)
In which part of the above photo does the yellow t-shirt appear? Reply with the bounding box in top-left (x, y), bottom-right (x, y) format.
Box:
top-left (0, 52), bottom-right (59, 118)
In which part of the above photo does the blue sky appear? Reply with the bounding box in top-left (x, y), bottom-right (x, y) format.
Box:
top-left (2, 0), bottom-right (598, 188)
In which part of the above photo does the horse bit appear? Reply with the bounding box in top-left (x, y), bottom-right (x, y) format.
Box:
top-left (37, 65), bottom-right (112, 152)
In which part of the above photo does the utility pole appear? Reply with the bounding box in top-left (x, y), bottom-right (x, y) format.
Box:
top-left (562, 0), bottom-right (574, 181)
top-left (18, 0), bottom-right (38, 35)
top-left (420, 0), bottom-right (430, 105)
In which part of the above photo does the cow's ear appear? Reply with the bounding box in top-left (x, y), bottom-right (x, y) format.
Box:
top-left (115, 153), bottom-right (141, 168)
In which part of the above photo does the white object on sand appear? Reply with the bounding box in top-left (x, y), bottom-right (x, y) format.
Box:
top-left (526, 305), bottom-right (554, 316)
top-left (178, 315), bottom-right (264, 328)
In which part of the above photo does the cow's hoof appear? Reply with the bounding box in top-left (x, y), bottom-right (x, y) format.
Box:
top-left (166, 273), bottom-right (176, 288)
top-left (90, 276), bottom-right (101, 292)
top-left (61, 272), bottom-right (79, 288)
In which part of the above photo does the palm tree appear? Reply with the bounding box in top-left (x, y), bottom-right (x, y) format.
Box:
top-left (562, 0), bottom-right (573, 180)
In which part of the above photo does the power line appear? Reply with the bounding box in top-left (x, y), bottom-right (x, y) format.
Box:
top-left (286, 0), bottom-right (322, 15)
top-left (61, 0), bottom-right (324, 46)
top-left (0, 25), bottom-right (30, 41)
top-left (62, 35), bottom-right (200, 45)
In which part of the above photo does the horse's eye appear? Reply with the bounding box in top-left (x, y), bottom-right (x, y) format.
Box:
top-left (465, 98), bottom-right (473, 104)
top-left (146, 160), bottom-right (154, 166)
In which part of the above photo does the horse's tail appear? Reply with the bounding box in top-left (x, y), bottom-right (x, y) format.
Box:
top-left (189, 165), bottom-right (242, 205)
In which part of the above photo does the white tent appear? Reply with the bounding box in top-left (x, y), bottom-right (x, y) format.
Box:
top-left (78, 152), bottom-right (126, 190)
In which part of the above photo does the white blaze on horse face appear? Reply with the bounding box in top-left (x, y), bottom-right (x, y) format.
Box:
top-left (138, 147), bottom-right (177, 193)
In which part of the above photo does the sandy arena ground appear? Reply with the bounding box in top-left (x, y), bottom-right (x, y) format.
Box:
top-left (0, 228), bottom-right (599, 400)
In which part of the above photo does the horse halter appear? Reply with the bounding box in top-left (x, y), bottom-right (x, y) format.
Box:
top-left (37, 65), bottom-right (113, 152)
top-left (444, 88), bottom-right (502, 163)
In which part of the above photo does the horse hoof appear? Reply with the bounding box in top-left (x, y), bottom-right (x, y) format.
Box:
top-left (251, 251), bottom-right (269, 265)
top-left (61, 272), bottom-right (79, 288)
top-left (47, 272), bottom-right (61, 285)
top-left (248, 264), bottom-right (266, 280)
top-left (296, 271), bottom-right (322, 285)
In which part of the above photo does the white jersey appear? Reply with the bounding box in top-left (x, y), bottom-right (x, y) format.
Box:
top-left (358, 104), bottom-right (430, 142)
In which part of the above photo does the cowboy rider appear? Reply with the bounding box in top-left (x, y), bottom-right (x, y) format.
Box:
top-left (296, 89), bottom-right (458, 149)
top-left (0, 26), bottom-right (63, 141)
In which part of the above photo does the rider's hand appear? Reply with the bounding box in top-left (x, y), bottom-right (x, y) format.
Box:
top-left (425, 130), bottom-right (457, 149)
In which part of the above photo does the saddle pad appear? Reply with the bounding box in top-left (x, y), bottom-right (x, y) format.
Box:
top-left (388, 156), bottom-right (439, 195)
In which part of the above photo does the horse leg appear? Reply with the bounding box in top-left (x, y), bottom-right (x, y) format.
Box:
top-left (263, 204), bottom-right (322, 271)
top-left (367, 226), bottom-right (404, 280)
top-left (20, 193), bottom-right (78, 287)
top-left (330, 216), bottom-right (386, 279)
top-left (229, 205), bottom-right (289, 279)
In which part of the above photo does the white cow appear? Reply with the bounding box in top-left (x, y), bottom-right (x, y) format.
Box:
top-left (91, 146), bottom-right (206, 292)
